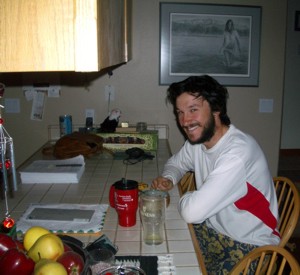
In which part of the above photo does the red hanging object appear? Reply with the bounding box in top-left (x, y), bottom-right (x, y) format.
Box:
top-left (1, 217), bottom-right (15, 233)
top-left (2, 217), bottom-right (15, 229)
top-left (5, 159), bottom-right (11, 169)
top-left (0, 159), bottom-right (11, 170)
top-left (0, 85), bottom-right (18, 234)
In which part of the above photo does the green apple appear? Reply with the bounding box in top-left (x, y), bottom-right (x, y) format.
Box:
top-left (23, 226), bottom-right (50, 251)
top-left (34, 258), bottom-right (67, 275)
top-left (28, 233), bottom-right (64, 262)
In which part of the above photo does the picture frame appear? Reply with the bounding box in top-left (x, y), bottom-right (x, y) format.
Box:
top-left (159, 3), bottom-right (262, 86)
top-left (295, 11), bottom-right (300, 31)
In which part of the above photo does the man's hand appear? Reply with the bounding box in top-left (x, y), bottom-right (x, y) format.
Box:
top-left (152, 177), bottom-right (173, 191)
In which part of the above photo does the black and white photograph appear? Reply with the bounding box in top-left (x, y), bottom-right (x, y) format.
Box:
top-left (160, 3), bottom-right (262, 86)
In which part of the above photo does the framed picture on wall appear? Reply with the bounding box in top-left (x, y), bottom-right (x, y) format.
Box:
top-left (159, 3), bottom-right (262, 86)
top-left (295, 11), bottom-right (300, 31)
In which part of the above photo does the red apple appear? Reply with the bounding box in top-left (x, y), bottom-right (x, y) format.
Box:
top-left (0, 248), bottom-right (35, 275)
top-left (63, 242), bottom-right (73, 252)
top-left (0, 233), bottom-right (17, 257)
top-left (14, 239), bottom-right (25, 252)
top-left (57, 251), bottom-right (84, 275)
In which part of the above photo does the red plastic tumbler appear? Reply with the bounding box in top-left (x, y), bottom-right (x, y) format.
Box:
top-left (109, 178), bottom-right (138, 227)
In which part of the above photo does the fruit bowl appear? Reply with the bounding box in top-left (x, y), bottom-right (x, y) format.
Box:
top-left (58, 234), bottom-right (118, 275)
top-left (61, 239), bottom-right (91, 275)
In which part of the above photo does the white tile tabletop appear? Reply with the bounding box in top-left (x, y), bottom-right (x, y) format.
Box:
top-left (1, 139), bottom-right (202, 274)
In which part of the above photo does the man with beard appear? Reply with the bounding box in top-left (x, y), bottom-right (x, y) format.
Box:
top-left (152, 75), bottom-right (280, 274)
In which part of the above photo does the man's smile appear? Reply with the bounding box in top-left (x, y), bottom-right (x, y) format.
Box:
top-left (183, 123), bottom-right (200, 133)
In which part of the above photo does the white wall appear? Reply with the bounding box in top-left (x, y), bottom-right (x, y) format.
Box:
top-left (281, 0), bottom-right (300, 149)
top-left (0, 0), bottom-right (287, 177)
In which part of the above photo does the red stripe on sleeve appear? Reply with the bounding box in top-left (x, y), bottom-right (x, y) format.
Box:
top-left (234, 182), bottom-right (280, 238)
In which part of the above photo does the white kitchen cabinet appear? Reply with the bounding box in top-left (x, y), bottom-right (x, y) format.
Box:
top-left (0, 0), bottom-right (131, 72)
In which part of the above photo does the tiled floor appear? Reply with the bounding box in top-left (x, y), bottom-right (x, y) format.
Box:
top-left (1, 139), bottom-right (202, 275)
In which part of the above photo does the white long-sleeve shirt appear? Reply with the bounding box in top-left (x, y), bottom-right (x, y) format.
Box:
top-left (162, 125), bottom-right (280, 246)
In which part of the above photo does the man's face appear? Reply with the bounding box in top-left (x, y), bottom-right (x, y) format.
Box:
top-left (176, 92), bottom-right (215, 144)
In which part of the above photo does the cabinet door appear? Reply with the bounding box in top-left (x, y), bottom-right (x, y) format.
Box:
top-left (74, 0), bottom-right (98, 71)
top-left (96, 0), bottom-right (130, 70)
top-left (0, 0), bottom-right (75, 72)
top-left (74, 0), bottom-right (130, 71)
top-left (0, 0), bottom-right (130, 72)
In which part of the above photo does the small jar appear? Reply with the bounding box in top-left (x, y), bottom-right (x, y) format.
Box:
top-left (136, 122), bottom-right (147, 132)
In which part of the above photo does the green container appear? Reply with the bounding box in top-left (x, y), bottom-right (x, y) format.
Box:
top-left (0, 224), bottom-right (16, 239)
top-left (97, 130), bottom-right (158, 152)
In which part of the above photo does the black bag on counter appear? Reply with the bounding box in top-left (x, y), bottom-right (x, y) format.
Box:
top-left (123, 147), bottom-right (155, 165)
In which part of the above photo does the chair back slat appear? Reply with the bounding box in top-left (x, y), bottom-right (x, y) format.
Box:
top-left (266, 252), bottom-right (278, 274)
top-left (230, 245), bottom-right (300, 274)
top-left (244, 259), bottom-right (251, 274)
top-left (281, 196), bottom-right (294, 234)
top-left (256, 251), bottom-right (267, 273)
top-left (273, 177), bottom-right (300, 247)
top-left (277, 258), bottom-right (287, 274)
top-left (279, 188), bottom-right (293, 233)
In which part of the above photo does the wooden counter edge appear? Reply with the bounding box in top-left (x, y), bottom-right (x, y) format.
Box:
top-left (177, 172), bottom-right (208, 275)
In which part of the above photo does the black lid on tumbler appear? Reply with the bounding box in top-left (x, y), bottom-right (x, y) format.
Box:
top-left (114, 178), bottom-right (138, 190)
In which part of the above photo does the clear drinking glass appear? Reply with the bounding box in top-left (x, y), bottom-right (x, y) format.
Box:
top-left (139, 190), bottom-right (166, 245)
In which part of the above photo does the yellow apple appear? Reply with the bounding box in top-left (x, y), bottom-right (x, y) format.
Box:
top-left (28, 233), bottom-right (64, 262)
top-left (34, 259), bottom-right (67, 275)
top-left (23, 226), bottom-right (50, 251)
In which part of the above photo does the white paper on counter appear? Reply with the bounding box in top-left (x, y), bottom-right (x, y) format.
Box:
top-left (19, 155), bottom-right (85, 184)
top-left (17, 203), bottom-right (109, 235)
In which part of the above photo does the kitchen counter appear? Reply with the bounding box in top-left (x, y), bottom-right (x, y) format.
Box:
top-left (1, 139), bottom-right (203, 275)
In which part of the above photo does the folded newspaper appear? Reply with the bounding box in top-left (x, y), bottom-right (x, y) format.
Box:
top-left (19, 155), bottom-right (85, 184)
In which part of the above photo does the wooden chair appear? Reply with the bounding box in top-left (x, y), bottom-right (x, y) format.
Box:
top-left (229, 245), bottom-right (300, 275)
top-left (177, 174), bottom-right (300, 275)
top-left (273, 176), bottom-right (300, 247)
top-left (178, 171), bottom-right (196, 196)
